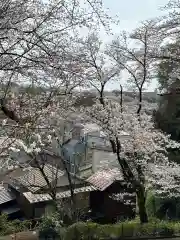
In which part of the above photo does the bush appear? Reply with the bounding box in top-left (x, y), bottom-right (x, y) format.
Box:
top-left (64, 219), bottom-right (179, 240)
top-left (0, 213), bottom-right (179, 239)
top-left (65, 222), bottom-right (99, 240)
top-left (39, 213), bottom-right (64, 239)
top-left (145, 191), bottom-right (180, 220)
top-left (0, 214), bottom-right (33, 236)
top-left (145, 191), bottom-right (157, 218)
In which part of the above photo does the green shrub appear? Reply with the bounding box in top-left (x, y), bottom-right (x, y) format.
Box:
top-left (145, 191), bottom-right (157, 218)
top-left (0, 213), bottom-right (8, 232)
top-left (39, 213), bottom-right (65, 239)
top-left (65, 222), bottom-right (99, 240)
top-left (155, 221), bottom-right (174, 236)
top-left (64, 219), bottom-right (179, 240)
top-left (0, 213), bottom-right (179, 239)
top-left (0, 214), bottom-right (33, 236)
top-left (145, 191), bottom-right (180, 220)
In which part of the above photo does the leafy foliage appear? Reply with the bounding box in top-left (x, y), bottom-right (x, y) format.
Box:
top-left (0, 214), bottom-right (31, 236)
top-left (155, 43), bottom-right (180, 141)
top-left (146, 191), bottom-right (180, 220)
top-left (63, 219), bottom-right (180, 239)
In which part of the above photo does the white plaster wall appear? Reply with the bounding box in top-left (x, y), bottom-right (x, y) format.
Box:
top-left (11, 150), bottom-right (31, 164)
top-left (50, 138), bottom-right (60, 155)
top-left (92, 149), bottom-right (118, 172)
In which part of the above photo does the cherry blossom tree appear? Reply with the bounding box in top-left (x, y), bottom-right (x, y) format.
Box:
top-left (157, 0), bottom-right (180, 38)
top-left (150, 0), bottom-right (180, 63)
top-left (0, 0), bottom-right (112, 124)
top-left (2, 0), bottom-right (180, 226)
top-left (82, 98), bottom-right (180, 223)
top-left (77, 30), bottom-right (178, 223)
top-left (0, 0), bottom-right (113, 148)
top-left (78, 32), bottom-right (120, 104)
top-left (7, 124), bottom-right (91, 224)
top-left (107, 20), bottom-right (160, 114)
top-left (80, 34), bottom-right (180, 220)
top-left (0, 0), bottom-right (114, 223)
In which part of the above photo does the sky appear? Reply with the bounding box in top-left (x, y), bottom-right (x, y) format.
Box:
top-left (103, 0), bottom-right (169, 32)
top-left (101, 0), bottom-right (170, 91)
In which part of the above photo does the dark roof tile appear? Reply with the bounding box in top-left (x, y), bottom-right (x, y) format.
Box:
top-left (0, 188), bottom-right (15, 204)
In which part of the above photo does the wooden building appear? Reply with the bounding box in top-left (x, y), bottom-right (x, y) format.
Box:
top-left (0, 187), bottom-right (23, 220)
top-left (86, 169), bottom-right (136, 223)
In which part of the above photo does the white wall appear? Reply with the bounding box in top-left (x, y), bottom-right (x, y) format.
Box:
top-left (86, 135), bottom-right (105, 148)
top-left (11, 150), bottom-right (31, 164)
top-left (81, 130), bottom-right (100, 138)
top-left (72, 125), bottom-right (83, 139)
top-left (92, 149), bottom-right (118, 172)
top-left (50, 139), bottom-right (60, 155)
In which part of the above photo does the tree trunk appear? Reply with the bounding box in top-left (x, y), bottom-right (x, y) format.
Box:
top-left (136, 185), bottom-right (148, 224)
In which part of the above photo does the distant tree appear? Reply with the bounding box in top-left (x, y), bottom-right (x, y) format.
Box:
top-left (74, 91), bottom-right (96, 107)
top-left (112, 90), bottom-right (121, 97)
top-left (107, 20), bottom-right (160, 114)
top-left (79, 33), bottom-right (120, 104)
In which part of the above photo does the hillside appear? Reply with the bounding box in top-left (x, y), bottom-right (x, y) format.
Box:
top-left (74, 90), bottom-right (158, 107)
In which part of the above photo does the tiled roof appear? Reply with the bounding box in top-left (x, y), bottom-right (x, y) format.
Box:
top-left (23, 185), bottom-right (96, 203)
top-left (0, 188), bottom-right (15, 205)
top-left (86, 168), bottom-right (123, 191)
top-left (23, 192), bottom-right (51, 203)
top-left (17, 164), bottom-right (64, 192)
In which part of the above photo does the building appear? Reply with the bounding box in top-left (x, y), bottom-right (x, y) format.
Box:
top-left (0, 122), bottom-right (135, 222)
top-left (61, 123), bottom-right (119, 178)
top-left (86, 169), bottom-right (136, 223)
top-left (0, 153), bottom-right (136, 222)
top-left (2, 162), bottom-right (93, 219)
top-left (62, 135), bottom-right (118, 178)
top-left (3, 167), bottom-right (136, 223)
top-left (0, 186), bottom-right (23, 220)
